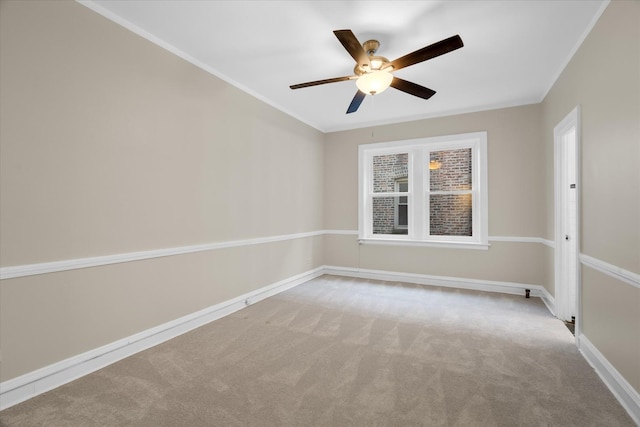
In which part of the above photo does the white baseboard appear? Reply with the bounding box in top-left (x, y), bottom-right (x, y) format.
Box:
top-left (321, 264), bottom-right (562, 324)
top-left (0, 267), bottom-right (324, 411)
top-left (4, 263), bottom-right (633, 426)
top-left (322, 265), bottom-right (547, 298)
top-left (579, 334), bottom-right (640, 425)
top-left (537, 287), bottom-right (556, 317)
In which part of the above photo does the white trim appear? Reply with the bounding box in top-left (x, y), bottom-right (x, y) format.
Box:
top-left (541, 0), bottom-right (611, 102)
top-left (6, 261), bottom-right (638, 426)
top-left (536, 286), bottom-right (557, 317)
top-left (578, 334), bottom-right (640, 425)
top-left (554, 106), bottom-right (581, 324)
top-left (0, 232), bottom-right (561, 280)
top-left (322, 265), bottom-right (545, 298)
top-left (0, 264), bottom-right (554, 410)
top-left (75, 0), bottom-right (320, 132)
top-left (323, 264), bottom-right (557, 316)
top-left (488, 235), bottom-right (555, 248)
top-left (358, 238), bottom-right (490, 250)
top-left (0, 267), bottom-right (324, 411)
top-left (358, 235), bottom-right (554, 249)
top-left (323, 229), bottom-right (359, 236)
top-left (77, 0), bottom-right (610, 135)
top-left (580, 254), bottom-right (640, 289)
top-left (358, 132), bottom-right (488, 246)
top-left (0, 231), bottom-right (324, 280)
top-left (327, 230), bottom-right (556, 248)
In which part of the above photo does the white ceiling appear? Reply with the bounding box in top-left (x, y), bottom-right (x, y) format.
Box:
top-left (80, 0), bottom-right (608, 133)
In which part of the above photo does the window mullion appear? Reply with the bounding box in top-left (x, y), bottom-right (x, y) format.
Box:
top-left (411, 148), bottom-right (425, 239)
top-left (425, 148), bottom-right (432, 239)
top-left (429, 190), bottom-right (473, 195)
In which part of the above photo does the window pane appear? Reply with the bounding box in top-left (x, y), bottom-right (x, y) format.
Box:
top-left (373, 153), bottom-right (408, 193)
top-left (397, 203), bottom-right (408, 227)
top-left (429, 148), bottom-right (472, 191)
top-left (429, 194), bottom-right (472, 236)
top-left (373, 196), bottom-right (409, 235)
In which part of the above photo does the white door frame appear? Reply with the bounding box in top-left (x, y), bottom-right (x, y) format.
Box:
top-left (554, 106), bottom-right (581, 340)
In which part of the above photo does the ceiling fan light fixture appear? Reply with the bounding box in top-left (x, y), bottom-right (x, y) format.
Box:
top-left (370, 56), bottom-right (390, 70)
top-left (291, 31), bottom-right (463, 113)
top-left (356, 70), bottom-right (393, 95)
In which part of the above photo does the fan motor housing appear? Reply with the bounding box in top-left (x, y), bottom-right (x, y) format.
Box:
top-left (354, 39), bottom-right (391, 75)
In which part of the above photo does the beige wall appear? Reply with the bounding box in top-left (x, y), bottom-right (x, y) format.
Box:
top-left (0, 0), bottom-right (324, 266)
top-left (324, 2), bottom-right (640, 397)
top-left (0, 1), bottom-right (324, 381)
top-left (1, 237), bottom-right (323, 380)
top-left (324, 105), bottom-right (552, 288)
top-left (541, 0), bottom-right (640, 393)
top-left (1, 0), bottom-right (638, 405)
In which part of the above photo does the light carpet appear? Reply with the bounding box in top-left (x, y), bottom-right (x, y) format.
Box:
top-left (0, 275), bottom-right (635, 426)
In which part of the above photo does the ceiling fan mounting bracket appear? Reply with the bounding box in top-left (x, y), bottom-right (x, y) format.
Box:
top-left (353, 40), bottom-right (391, 76)
top-left (363, 39), bottom-right (380, 55)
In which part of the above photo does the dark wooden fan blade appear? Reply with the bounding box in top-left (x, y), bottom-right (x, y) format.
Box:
top-left (346, 90), bottom-right (367, 114)
top-left (391, 77), bottom-right (436, 100)
top-left (334, 29), bottom-right (371, 69)
top-left (290, 75), bottom-right (355, 90)
top-left (389, 35), bottom-right (463, 71)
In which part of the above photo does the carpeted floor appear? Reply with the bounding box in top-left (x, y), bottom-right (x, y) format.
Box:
top-left (0, 275), bottom-right (635, 426)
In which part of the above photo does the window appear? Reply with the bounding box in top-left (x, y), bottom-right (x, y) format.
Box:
top-left (358, 132), bottom-right (488, 248)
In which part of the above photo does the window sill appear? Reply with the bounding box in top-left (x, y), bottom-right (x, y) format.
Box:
top-left (358, 238), bottom-right (490, 250)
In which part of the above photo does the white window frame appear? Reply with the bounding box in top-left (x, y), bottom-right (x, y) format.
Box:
top-left (358, 132), bottom-right (488, 249)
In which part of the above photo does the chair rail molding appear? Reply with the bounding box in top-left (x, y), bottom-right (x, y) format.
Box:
top-left (580, 254), bottom-right (640, 289)
top-left (1, 231), bottom-right (560, 281)
top-left (0, 231), bottom-right (326, 280)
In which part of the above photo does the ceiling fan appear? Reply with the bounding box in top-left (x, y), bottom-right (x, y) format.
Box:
top-left (290, 30), bottom-right (463, 114)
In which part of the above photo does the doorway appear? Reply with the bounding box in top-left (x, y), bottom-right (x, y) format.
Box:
top-left (554, 106), bottom-right (580, 334)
